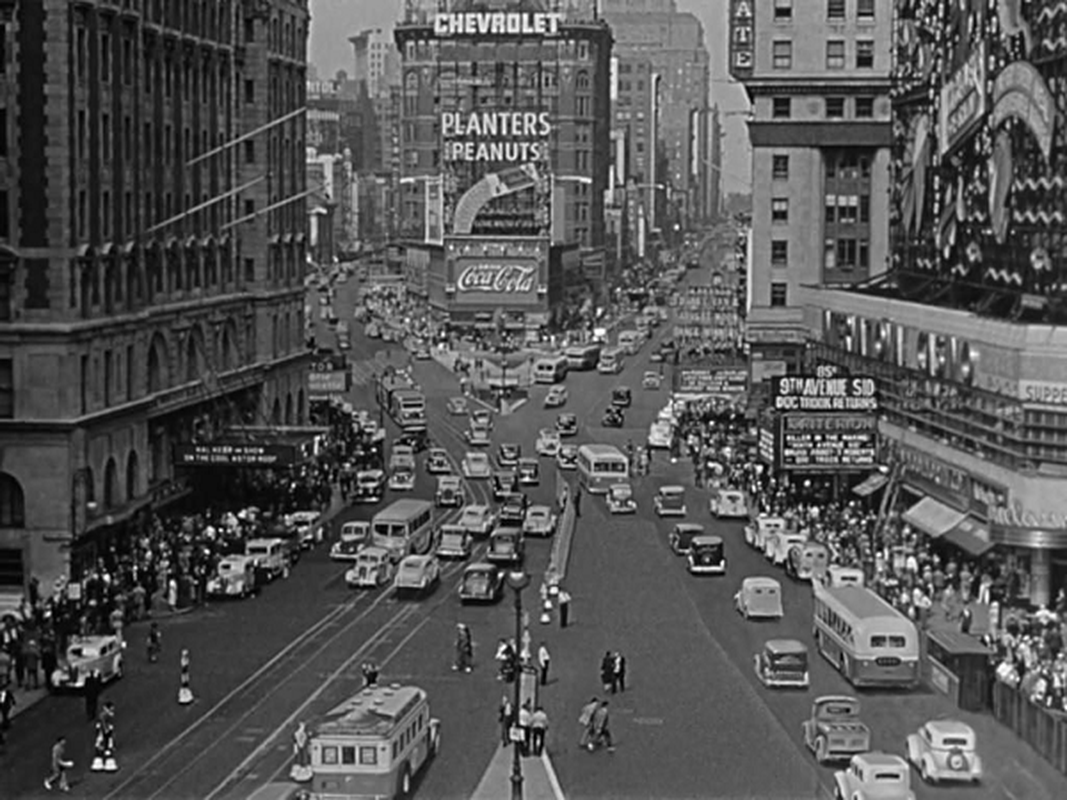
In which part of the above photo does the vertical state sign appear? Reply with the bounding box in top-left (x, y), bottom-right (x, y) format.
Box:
top-left (729, 0), bottom-right (754, 78)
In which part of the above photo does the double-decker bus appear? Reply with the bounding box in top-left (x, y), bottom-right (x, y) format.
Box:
top-left (812, 581), bottom-right (921, 688)
top-left (564, 343), bottom-right (601, 371)
top-left (576, 444), bottom-right (630, 494)
top-left (371, 499), bottom-right (434, 559)
top-left (307, 683), bottom-right (440, 800)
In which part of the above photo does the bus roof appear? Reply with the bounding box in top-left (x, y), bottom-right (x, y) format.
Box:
top-left (394, 389), bottom-right (424, 401)
top-left (313, 685), bottom-right (425, 738)
top-left (817, 584), bottom-right (904, 620)
top-left (564, 343), bottom-right (600, 353)
top-left (374, 498), bottom-right (433, 520)
top-left (577, 443), bottom-right (626, 458)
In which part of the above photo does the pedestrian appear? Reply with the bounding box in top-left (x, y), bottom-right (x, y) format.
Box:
top-left (577, 696), bottom-right (598, 748)
top-left (453, 624), bottom-right (473, 673)
top-left (537, 642), bottom-right (551, 686)
top-left (361, 661), bottom-right (380, 687)
top-left (178, 648), bottom-right (194, 705)
top-left (498, 695), bottom-right (514, 746)
top-left (0, 684), bottom-right (16, 730)
top-left (45, 734), bottom-right (74, 792)
top-left (574, 486), bottom-right (582, 518)
top-left (600, 651), bottom-right (615, 694)
top-left (23, 633), bottom-right (41, 690)
top-left (147, 621), bottom-right (162, 663)
top-left (558, 589), bottom-right (571, 629)
top-left (85, 669), bottom-right (102, 721)
top-left (518, 699), bottom-right (533, 756)
top-left (530, 705), bottom-right (548, 756)
top-left (960, 602), bottom-right (974, 635)
top-left (41, 633), bottom-right (57, 691)
top-left (590, 700), bottom-right (614, 752)
top-left (613, 651), bottom-right (627, 693)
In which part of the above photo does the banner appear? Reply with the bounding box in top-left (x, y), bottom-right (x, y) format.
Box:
top-left (771, 375), bottom-right (879, 413)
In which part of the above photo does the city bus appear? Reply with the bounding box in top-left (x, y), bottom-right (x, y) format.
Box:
top-left (812, 581), bottom-right (921, 689)
top-left (533, 355), bottom-right (569, 384)
top-left (597, 347), bottom-right (624, 375)
top-left (307, 683), bottom-right (440, 800)
top-left (564, 343), bottom-right (601, 371)
top-left (371, 499), bottom-right (434, 560)
top-left (576, 444), bottom-right (630, 494)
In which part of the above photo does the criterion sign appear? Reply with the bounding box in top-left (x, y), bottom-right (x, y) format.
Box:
top-left (770, 375), bottom-right (879, 413)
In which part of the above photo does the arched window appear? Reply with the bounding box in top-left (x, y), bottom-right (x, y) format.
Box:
top-left (185, 328), bottom-right (203, 383)
top-left (297, 389), bottom-right (305, 424)
top-left (147, 334), bottom-right (168, 393)
top-left (103, 458), bottom-right (119, 509)
top-left (271, 398), bottom-right (282, 425)
top-left (576, 70), bottom-right (590, 91)
top-left (126, 451), bottom-right (140, 501)
top-left (285, 393), bottom-right (293, 425)
top-left (0, 472), bottom-right (25, 528)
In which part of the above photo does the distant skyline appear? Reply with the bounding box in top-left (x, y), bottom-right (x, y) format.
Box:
top-left (308, 0), bottom-right (750, 195)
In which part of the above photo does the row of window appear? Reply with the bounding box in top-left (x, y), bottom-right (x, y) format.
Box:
top-left (768, 237), bottom-right (870, 270)
top-left (404, 38), bottom-right (591, 62)
top-left (815, 600), bottom-right (858, 645)
top-left (771, 40), bottom-right (876, 71)
top-left (774, 0), bottom-right (876, 21)
top-left (770, 96), bottom-right (876, 121)
top-left (770, 195), bottom-right (870, 225)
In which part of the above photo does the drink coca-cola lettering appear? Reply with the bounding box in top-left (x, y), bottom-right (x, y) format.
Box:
top-left (456, 263), bottom-right (537, 294)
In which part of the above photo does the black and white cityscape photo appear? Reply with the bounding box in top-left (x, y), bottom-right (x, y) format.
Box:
top-left (2, 0), bottom-right (1067, 798)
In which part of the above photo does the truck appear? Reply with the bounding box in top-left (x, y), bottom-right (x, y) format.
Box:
top-left (376, 375), bottom-right (427, 433)
top-left (801, 695), bottom-right (871, 764)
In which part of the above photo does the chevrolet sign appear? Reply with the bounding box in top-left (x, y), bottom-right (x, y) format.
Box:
top-left (433, 12), bottom-right (564, 37)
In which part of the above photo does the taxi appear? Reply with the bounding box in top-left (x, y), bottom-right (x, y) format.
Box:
top-left (459, 562), bottom-right (505, 603)
top-left (394, 554), bottom-right (441, 595)
top-left (465, 424), bottom-right (491, 447)
top-left (744, 515), bottom-right (790, 551)
top-left (611, 386), bottom-right (632, 408)
top-left (709, 489), bottom-right (748, 519)
top-left (435, 524), bottom-right (472, 560)
top-left (517, 457), bottom-right (540, 486)
top-left (522, 505), bottom-right (557, 538)
top-left (785, 542), bottom-right (830, 583)
top-left (669, 523), bottom-right (705, 555)
top-left (497, 443), bottom-right (522, 469)
top-left (606, 483), bottom-right (637, 514)
top-left (487, 527), bottom-right (525, 566)
top-left (555, 413), bottom-right (579, 437)
top-left (654, 485), bottom-right (687, 518)
top-left (457, 504), bottom-right (496, 537)
top-left (824, 565), bottom-right (865, 588)
top-left (328, 538), bottom-right (364, 562)
top-left (471, 408), bottom-right (493, 429)
top-left (536, 428), bottom-right (562, 457)
top-left (425, 448), bottom-right (452, 474)
top-left (544, 385), bottom-right (568, 408)
top-left (834, 754), bottom-right (915, 800)
top-left (735, 576), bottom-right (784, 619)
top-left (52, 635), bottom-right (126, 690)
top-left (207, 555), bottom-right (258, 598)
top-left (388, 444), bottom-right (416, 472)
top-left (754, 639), bottom-right (810, 689)
top-left (498, 492), bottom-right (529, 527)
top-left (642, 370), bottom-right (662, 390)
top-left (492, 470), bottom-right (519, 500)
top-left (286, 510), bottom-right (322, 549)
top-left (435, 475), bottom-right (464, 508)
top-left (765, 529), bottom-right (808, 567)
top-left (906, 720), bottom-right (982, 784)
top-left (462, 452), bottom-right (492, 479)
top-left (447, 396), bottom-right (469, 415)
top-left (345, 546), bottom-right (397, 589)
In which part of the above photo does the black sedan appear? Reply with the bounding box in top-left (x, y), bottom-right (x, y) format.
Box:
top-left (556, 413), bottom-right (579, 437)
top-left (602, 407), bottom-right (624, 428)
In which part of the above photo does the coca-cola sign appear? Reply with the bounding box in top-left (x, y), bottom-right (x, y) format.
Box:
top-left (456, 263), bottom-right (537, 294)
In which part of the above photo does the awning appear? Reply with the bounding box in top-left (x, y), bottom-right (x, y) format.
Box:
top-left (99, 242), bottom-right (115, 257)
top-left (942, 516), bottom-right (996, 557)
top-left (902, 496), bottom-right (966, 538)
top-left (853, 472), bottom-right (889, 497)
top-left (121, 241), bottom-right (137, 255)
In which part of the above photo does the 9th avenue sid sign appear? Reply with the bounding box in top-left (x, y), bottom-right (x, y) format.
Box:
top-left (771, 375), bottom-right (879, 412)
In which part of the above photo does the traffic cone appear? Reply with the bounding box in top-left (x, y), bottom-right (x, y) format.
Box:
top-left (91, 755), bottom-right (105, 772)
top-left (540, 597), bottom-right (552, 624)
top-left (103, 755), bottom-right (118, 773)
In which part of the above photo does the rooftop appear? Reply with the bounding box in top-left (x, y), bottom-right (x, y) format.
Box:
top-left (312, 685), bottom-right (425, 738)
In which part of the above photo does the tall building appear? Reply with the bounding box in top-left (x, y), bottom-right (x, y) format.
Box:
top-left (607, 52), bottom-right (656, 266)
top-left (709, 104), bottom-right (723, 221)
top-left (0, 0), bottom-right (309, 590)
top-left (602, 0), bottom-right (712, 232)
top-left (394, 0), bottom-right (612, 328)
top-left (799, 0), bottom-right (1067, 605)
top-left (730, 0), bottom-right (892, 382)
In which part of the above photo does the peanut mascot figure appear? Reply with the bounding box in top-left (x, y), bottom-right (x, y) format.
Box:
top-left (178, 648), bottom-right (194, 705)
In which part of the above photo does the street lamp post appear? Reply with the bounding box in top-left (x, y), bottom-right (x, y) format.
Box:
top-left (506, 569), bottom-right (531, 800)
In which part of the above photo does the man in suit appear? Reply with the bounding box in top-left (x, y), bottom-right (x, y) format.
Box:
top-left (85, 670), bottom-right (102, 722)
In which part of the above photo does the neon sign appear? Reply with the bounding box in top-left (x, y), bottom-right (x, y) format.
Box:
top-left (433, 12), bottom-right (563, 37)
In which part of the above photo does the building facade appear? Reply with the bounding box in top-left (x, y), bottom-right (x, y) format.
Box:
top-left (798, 0), bottom-right (1067, 606)
top-left (731, 0), bottom-right (892, 381)
top-left (394, 0), bottom-right (611, 329)
top-left (0, 0), bottom-right (309, 591)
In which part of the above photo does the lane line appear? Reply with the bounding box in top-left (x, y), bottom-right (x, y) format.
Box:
top-left (540, 750), bottom-right (567, 800)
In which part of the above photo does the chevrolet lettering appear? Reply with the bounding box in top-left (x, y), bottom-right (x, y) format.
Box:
top-left (456, 264), bottom-right (537, 294)
top-left (433, 12), bottom-right (564, 37)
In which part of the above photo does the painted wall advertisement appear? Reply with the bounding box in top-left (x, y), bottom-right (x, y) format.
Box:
top-left (728, 0), bottom-right (754, 78)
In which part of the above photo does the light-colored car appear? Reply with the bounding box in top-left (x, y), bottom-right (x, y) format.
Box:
top-left (389, 444), bottom-right (416, 472)
top-left (435, 475), bottom-right (465, 508)
top-left (206, 555), bottom-right (258, 598)
top-left (765, 530), bottom-right (808, 566)
top-left (436, 524), bottom-right (472, 560)
top-left (802, 695), bottom-right (871, 765)
top-left (557, 444), bottom-right (578, 470)
top-left (462, 452), bottom-right (492, 479)
top-left (345, 546), bottom-right (396, 589)
top-left (471, 408), bottom-right (493, 429)
top-left (447, 396), bottom-right (469, 415)
top-left (497, 443), bottom-right (522, 469)
top-left (457, 504), bottom-right (496, 537)
top-left (523, 505), bottom-right (557, 537)
top-left (642, 370), bottom-right (662, 390)
top-left (426, 448), bottom-right (452, 474)
top-left (286, 510), bottom-right (322, 548)
top-left (833, 753), bottom-right (915, 800)
top-left (517, 457), bottom-right (540, 485)
top-left (389, 469), bottom-right (416, 492)
top-left (544, 385), bottom-right (568, 408)
top-left (536, 428), bottom-right (561, 457)
top-left (744, 515), bottom-right (790, 551)
top-left (51, 635), bottom-right (125, 689)
top-left (394, 554), bottom-right (441, 594)
top-left (754, 639), bottom-right (810, 689)
top-left (465, 424), bottom-right (491, 447)
top-left (647, 421), bottom-right (672, 450)
top-left (906, 720), bottom-right (982, 785)
top-left (654, 485), bottom-right (687, 518)
top-left (734, 576), bottom-right (784, 619)
top-left (606, 483), bottom-right (637, 514)
top-left (709, 490), bottom-right (748, 520)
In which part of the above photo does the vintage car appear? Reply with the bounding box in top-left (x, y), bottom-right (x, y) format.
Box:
top-left (457, 504), bottom-right (496, 537)
top-left (824, 565), bottom-right (865, 588)
top-left (744, 515), bottom-right (791, 551)
top-left (447, 396), bottom-right (469, 415)
top-left (556, 413), bottom-right (579, 437)
top-left (735, 576), bottom-right (784, 619)
top-left (207, 555), bottom-right (258, 598)
top-left (642, 370), bottom-right (662, 390)
top-left (536, 428), bottom-right (562, 457)
top-left (459, 562), bottom-right (505, 603)
top-left (802, 695), bottom-right (871, 765)
top-left (388, 468), bottom-right (416, 492)
top-left (611, 386), bottom-right (632, 408)
top-left (557, 444), bottom-right (579, 470)
top-left (396, 429), bottom-right (429, 453)
top-left (522, 505), bottom-right (557, 538)
top-left (687, 535), bottom-right (726, 575)
top-left (517, 457), bottom-right (540, 486)
top-left (465, 424), bottom-right (492, 447)
top-left (765, 530), bottom-right (808, 566)
top-left (388, 444), bottom-right (417, 473)
top-left (435, 475), bottom-right (465, 508)
top-left (647, 421), bottom-right (673, 450)
top-left (497, 443), bottom-right (522, 469)
top-left (51, 634), bottom-right (126, 690)
top-left (435, 524), bottom-right (472, 560)
top-left (708, 490), bottom-right (749, 520)
top-left (754, 639), bottom-right (810, 689)
top-left (602, 406), bottom-right (625, 428)
top-left (286, 510), bottom-right (322, 549)
top-left (353, 469), bottom-right (387, 503)
top-left (345, 546), bottom-right (397, 589)
top-left (606, 483), bottom-right (637, 514)
top-left (245, 538), bottom-right (290, 581)
top-left (785, 541), bottom-right (830, 583)
top-left (425, 448), bottom-right (452, 474)
top-left (669, 523), bottom-right (706, 556)
top-left (833, 753), bottom-right (915, 800)
top-left (906, 720), bottom-right (982, 784)
top-left (498, 492), bottom-right (529, 527)
top-left (413, 345), bottom-right (432, 360)
top-left (471, 408), bottom-right (493, 429)
top-left (487, 527), bottom-right (525, 566)
top-left (544, 385), bottom-right (568, 408)
top-left (394, 554), bottom-right (441, 595)
top-left (462, 452), bottom-right (492, 479)
top-left (654, 485), bottom-right (688, 518)
top-left (492, 471), bottom-right (520, 501)
top-left (329, 538), bottom-right (364, 562)
top-left (338, 520), bottom-right (370, 546)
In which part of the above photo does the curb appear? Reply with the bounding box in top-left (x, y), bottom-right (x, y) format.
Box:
top-left (546, 498), bottom-right (577, 586)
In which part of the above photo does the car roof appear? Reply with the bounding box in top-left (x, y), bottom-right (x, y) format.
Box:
top-left (925, 719), bottom-right (974, 735)
top-left (610, 483), bottom-right (632, 491)
top-left (742, 576), bottom-right (781, 589)
top-left (691, 535), bottom-right (723, 546)
top-left (659, 485), bottom-right (685, 493)
top-left (438, 475), bottom-right (461, 484)
top-left (614, 386), bottom-right (631, 392)
top-left (764, 638), bottom-right (807, 655)
top-left (466, 561), bottom-right (497, 573)
top-left (528, 504), bottom-right (551, 513)
top-left (430, 447), bottom-right (448, 455)
top-left (501, 442), bottom-right (520, 448)
top-left (400, 554), bottom-right (433, 566)
top-left (855, 752), bottom-right (908, 768)
top-left (540, 428), bottom-right (558, 435)
top-left (519, 456), bottom-right (538, 464)
top-left (465, 452), bottom-right (488, 459)
top-left (675, 523), bottom-right (705, 533)
top-left (246, 537), bottom-right (285, 546)
top-left (814, 694), bottom-right (860, 705)
top-left (358, 546), bottom-right (390, 558)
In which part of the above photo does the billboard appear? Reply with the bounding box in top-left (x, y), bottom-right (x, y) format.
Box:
top-left (728, 0), bottom-right (754, 78)
top-left (452, 258), bottom-right (540, 306)
top-left (675, 367), bottom-right (748, 396)
top-left (777, 414), bottom-right (879, 472)
top-left (174, 443), bottom-right (298, 467)
top-left (770, 375), bottom-right (879, 413)
top-left (309, 370), bottom-right (349, 398)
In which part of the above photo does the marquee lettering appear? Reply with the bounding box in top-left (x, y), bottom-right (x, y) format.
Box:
top-left (456, 264), bottom-right (537, 294)
top-left (990, 499), bottom-right (1067, 531)
top-left (433, 12), bottom-right (564, 37)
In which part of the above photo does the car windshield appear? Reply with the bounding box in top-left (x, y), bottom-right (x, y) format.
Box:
top-left (872, 772), bottom-right (904, 782)
top-left (940, 736), bottom-right (970, 747)
top-left (693, 543), bottom-right (722, 560)
top-left (400, 563), bottom-right (424, 574)
top-left (870, 635), bottom-right (907, 648)
top-left (769, 653), bottom-right (807, 669)
top-left (464, 572), bottom-right (490, 592)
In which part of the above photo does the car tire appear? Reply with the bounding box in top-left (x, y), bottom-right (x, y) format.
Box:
top-left (921, 759), bottom-right (935, 784)
top-left (815, 736), bottom-right (828, 764)
top-left (398, 763), bottom-right (413, 799)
